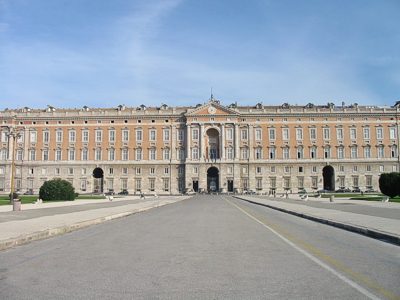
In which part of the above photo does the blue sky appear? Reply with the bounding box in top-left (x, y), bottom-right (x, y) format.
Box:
top-left (0, 0), bottom-right (399, 109)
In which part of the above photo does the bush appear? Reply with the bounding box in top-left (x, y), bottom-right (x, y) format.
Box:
top-left (379, 172), bottom-right (400, 198)
top-left (39, 179), bottom-right (76, 201)
top-left (9, 192), bottom-right (19, 200)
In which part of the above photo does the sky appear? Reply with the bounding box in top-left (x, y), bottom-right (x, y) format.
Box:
top-left (0, 0), bottom-right (399, 109)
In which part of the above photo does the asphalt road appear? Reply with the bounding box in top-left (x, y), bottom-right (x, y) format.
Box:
top-left (0, 195), bottom-right (399, 299)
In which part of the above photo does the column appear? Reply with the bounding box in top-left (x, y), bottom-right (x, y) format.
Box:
top-left (249, 124), bottom-right (254, 160)
top-left (220, 124), bottom-right (225, 160)
top-left (200, 124), bottom-right (204, 160)
top-left (171, 125), bottom-right (176, 160)
top-left (234, 124), bottom-right (239, 160)
top-left (186, 124), bottom-right (191, 160)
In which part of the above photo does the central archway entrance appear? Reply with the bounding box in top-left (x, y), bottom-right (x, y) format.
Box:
top-left (207, 167), bottom-right (219, 192)
top-left (93, 167), bottom-right (104, 193)
top-left (322, 165), bottom-right (335, 191)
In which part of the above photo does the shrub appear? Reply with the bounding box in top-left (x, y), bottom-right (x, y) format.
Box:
top-left (379, 172), bottom-right (400, 198)
top-left (9, 192), bottom-right (19, 200)
top-left (39, 179), bottom-right (76, 201)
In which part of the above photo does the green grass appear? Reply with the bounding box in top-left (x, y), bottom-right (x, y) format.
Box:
top-left (350, 196), bottom-right (400, 203)
top-left (0, 194), bottom-right (106, 205)
top-left (76, 195), bottom-right (106, 200)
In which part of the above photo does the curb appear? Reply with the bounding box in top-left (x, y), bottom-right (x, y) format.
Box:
top-left (0, 200), bottom-right (178, 252)
top-left (233, 196), bottom-right (400, 246)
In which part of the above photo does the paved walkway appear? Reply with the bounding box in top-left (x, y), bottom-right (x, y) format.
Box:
top-left (0, 195), bottom-right (192, 251)
top-left (234, 195), bottom-right (400, 245)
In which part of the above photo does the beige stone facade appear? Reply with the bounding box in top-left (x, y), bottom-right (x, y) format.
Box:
top-left (1, 100), bottom-right (399, 195)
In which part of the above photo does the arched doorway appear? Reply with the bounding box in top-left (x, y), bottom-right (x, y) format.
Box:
top-left (322, 165), bottom-right (335, 191)
top-left (93, 167), bottom-right (104, 193)
top-left (207, 167), bottom-right (219, 192)
top-left (206, 128), bottom-right (220, 160)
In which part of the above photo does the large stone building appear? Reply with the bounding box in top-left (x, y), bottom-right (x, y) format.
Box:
top-left (1, 99), bottom-right (399, 195)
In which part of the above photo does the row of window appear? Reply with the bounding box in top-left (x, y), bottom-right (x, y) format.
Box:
top-left (2, 126), bottom-right (396, 145)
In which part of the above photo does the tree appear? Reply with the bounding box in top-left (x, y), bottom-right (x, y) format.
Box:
top-left (379, 172), bottom-right (400, 198)
top-left (39, 179), bottom-right (76, 201)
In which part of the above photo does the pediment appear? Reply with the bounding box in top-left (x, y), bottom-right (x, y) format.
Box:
top-left (186, 101), bottom-right (240, 116)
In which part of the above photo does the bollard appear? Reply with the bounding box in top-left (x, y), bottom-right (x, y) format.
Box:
top-left (13, 199), bottom-right (21, 211)
top-left (329, 195), bottom-right (334, 202)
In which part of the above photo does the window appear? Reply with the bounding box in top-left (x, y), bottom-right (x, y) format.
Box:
top-left (336, 128), bottom-right (344, 140)
top-left (192, 129), bottom-right (199, 140)
top-left (227, 147), bottom-right (234, 159)
top-left (389, 127), bottom-right (396, 140)
top-left (149, 178), bottom-right (155, 191)
top-left (352, 176), bottom-right (359, 188)
top-left (96, 130), bottom-right (102, 142)
top-left (364, 146), bottom-right (371, 158)
top-left (363, 128), bottom-right (370, 139)
top-left (135, 148), bottom-right (142, 160)
top-left (226, 128), bottom-right (233, 140)
top-left (255, 128), bottom-right (262, 141)
top-left (271, 166), bottom-right (276, 173)
top-left (55, 168), bottom-right (60, 175)
top-left (178, 130), bottom-right (184, 141)
top-left (337, 146), bottom-right (344, 159)
top-left (42, 149), bottom-right (49, 160)
top-left (310, 146), bottom-right (317, 159)
top-left (122, 148), bottom-right (129, 160)
top-left (68, 168), bottom-right (74, 175)
top-left (192, 147), bottom-right (199, 160)
top-left (391, 145), bottom-right (397, 158)
top-left (80, 180), bottom-right (87, 191)
top-left (30, 131), bottom-right (37, 143)
top-left (149, 130), bottom-right (156, 141)
top-left (311, 177), bottom-right (318, 189)
top-left (241, 129), bottom-right (248, 140)
top-left (193, 166), bottom-right (198, 174)
top-left (376, 127), bottom-right (383, 139)
top-left (136, 130), bottom-right (142, 141)
top-left (323, 128), bottom-right (330, 140)
top-left (163, 148), bottom-right (170, 160)
top-left (269, 147), bottom-right (276, 159)
top-left (366, 165), bottom-right (371, 172)
top-left (136, 167), bottom-right (141, 175)
top-left (241, 147), bottom-right (249, 159)
top-left (338, 176), bottom-right (345, 188)
top-left (269, 128), bottom-right (276, 140)
top-left (309, 128), bottom-right (316, 140)
top-left (353, 165), bottom-right (358, 172)
top-left (324, 146), bottom-right (331, 159)
top-left (350, 128), bottom-right (357, 140)
top-left (122, 167), bottom-right (128, 175)
top-left (283, 147), bottom-right (290, 159)
top-left (81, 168), bottom-right (87, 175)
top-left (81, 148), bottom-right (89, 160)
top-left (256, 178), bottom-right (262, 190)
top-left (135, 179), bottom-right (141, 191)
top-left (296, 128), bottom-right (303, 140)
top-left (163, 178), bottom-right (169, 191)
top-left (108, 148), bottom-right (115, 161)
top-left (122, 130), bottom-right (129, 142)
top-left (16, 149), bottom-right (23, 160)
top-left (109, 168), bottom-right (114, 175)
top-left (282, 128), bottom-right (289, 140)
top-left (284, 166), bottom-right (290, 173)
top-left (163, 129), bottom-right (170, 141)
top-left (1, 148), bottom-right (8, 160)
top-left (270, 177), bottom-right (277, 188)
top-left (227, 166), bottom-right (232, 174)
top-left (164, 167), bottom-right (169, 175)
top-left (69, 130), bottom-right (76, 142)
top-left (29, 149), bottom-right (36, 161)
top-left (296, 146), bottom-right (303, 159)
top-left (109, 130), bottom-right (116, 143)
top-left (350, 146), bottom-right (358, 158)
top-left (298, 177), bottom-right (304, 188)
top-left (55, 149), bottom-right (62, 161)
top-left (82, 130), bottom-right (89, 142)
top-left (255, 147), bottom-right (262, 159)
top-left (68, 149), bottom-right (75, 160)
top-left (56, 130), bottom-right (63, 143)
top-left (256, 166), bottom-right (262, 174)
top-left (283, 177), bottom-right (291, 189)
top-left (43, 131), bottom-right (50, 143)
top-left (95, 148), bottom-right (102, 160)
top-left (149, 148), bottom-right (156, 160)
top-left (366, 175), bottom-right (372, 187)
top-left (150, 167), bottom-right (155, 175)
top-left (379, 165), bottom-right (384, 172)
top-left (312, 166), bottom-right (317, 173)
top-left (339, 165), bottom-right (345, 172)
top-left (377, 145), bottom-right (384, 158)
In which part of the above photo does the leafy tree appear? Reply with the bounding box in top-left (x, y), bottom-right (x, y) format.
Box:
top-left (39, 179), bottom-right (76, 201)
top-left (379, 172), bottom-right (400, 198)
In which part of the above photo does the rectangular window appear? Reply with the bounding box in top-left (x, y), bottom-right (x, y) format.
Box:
top-left (192, 148), bottom-right (199, 160)
top-left (135, 148), bottom-right (142, 160)
top-left (323, 128), bottom-right (330, 140)
top-left (283, 147), bottom-right (290, 159)
top-left (178, 129), bottom-right (184, 141)
top-left (282, 128), bottom-right (289, 140)
top-left (163, 129), bottom-right (170, 141)
top-left (241, 148), bottom-right (249, 159)
top-left (256, 178), bottom-right (262, 190)
top-left (269, 128), bottom-right (275, 140)
top-left (122, 130), bottom-right (129, 142)
top-left (227, 148), bottom-right (234, 159)
top-left (122, 149), bottom-right (129, 160)
top-left (121, 179), bottom-right (128, 190)
top-left (298, 177), bottom-right (304, 188)
top-left (136, 167), bottom-right (141, 175)
top-left (163, 178), bottom-right (169, 191)
top-left (350, 128), bottom-right (357, 140)
top-left (364, 147), bottom-right (371, 158)
top-left (337, 147), bottom-right (344, 159)
top-left (29, 149), bottom-right (36, 161)
top-left (376, 128), bottom-right (383, 139)
top-left (377, 146), bottom-right (384, 158)
top-left (389, 127), bottom-right (396, 140)
top-left (351, 147), bottom-right (358, 158)
top-left (82, 130), bottom-right (89, 142)
top-left (309, 128), bottom-right (316, 140)
top-left (136, 130), bottom-right (142, 141)
top-left (150, 167), bottom-right (155, 175)
top-left (56, 131), bottom-right (63, 143)
top-left (255, 128), bottom-right (262, 141)
top-left (149, 148), bottom-right (156, 160)
top-left (149, 130), bottom-right (156, 141)
top-left (122, 167), bottom-right (128, 175)
top-left (255, 148), bottom-right (262, 159)
top-left (30, 131), bottom-right (37, 143)
top-left (108, 148), bottom-right (115, 161)
top-left (55, 149), bottom-right (62, 161)
top-left (149, 178), bottom-right (155, 191)
top-left (366, 175), bottom-right (372, 187)
top-left (43, 149), bottom-right (49, 161)
top-left (226, 128), bottom-right (233, 140)
top-left (256, 166), bottom-right (262, 174)
top-left (339, 176), bottom-right (345, 188)
top-left (241, 129), bottom-right (248, 140)
top-left (363, 128), bottom-right (370, 139)
top-left (296, 128), bottom-right (303, 140)
top-left (69, 131), bottom-right (76, 142)
top-left (163, 148), bottom-right (170, 160)
top-left (336, 128), bottom-right (344, 140)
top-left (43, 131), bottom-right (50, 143)
top-left (68, 149), bottom-right (75, 160)
top-left (95, 148), bottom-right (102, 160)
top-left (270, 177), bottom-right (276, 188)
top-left (135, 179), bottom-right (141, 191)
top-left (55, 168), bottom-right (60, 175)
top-left (269, 148), bottom-right (276, 159)
top-left (192, 129), bottom-right (199, 140)
top-left (311, 176), bottom-right (318, 189)
top-left (96, 130), bottom-right (102, 142)
top-left (109, 130), bottom-right (115, 142)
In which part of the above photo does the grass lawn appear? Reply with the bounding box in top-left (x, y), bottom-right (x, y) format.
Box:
top-left (350, 196), bottom-right (400, 203)
top-left (0, 194), bottom-right (106, 205)
top-left (76, 195), bottom-right (106, 200)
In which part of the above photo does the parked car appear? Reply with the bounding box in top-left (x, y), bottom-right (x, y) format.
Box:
top-left (335, 188), bottom-right (351, 193)
top-left (105, 190), bottom-right (115, 196)
top-left (23, 190), bottom-right (34, 195)
top-left (364, 188), bottom-right (377, 193)
top-left (118, 189), bottom-right (128, 195)
top-left (352, 188), bottom-right (361, 193)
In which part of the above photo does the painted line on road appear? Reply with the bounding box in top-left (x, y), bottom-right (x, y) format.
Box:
top-left (225, 197), bottom-right (399, 300)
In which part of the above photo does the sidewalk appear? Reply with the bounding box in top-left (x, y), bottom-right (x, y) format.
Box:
top-left (0, 195), bottom-right (192, 251)
top-left (234, 195), bottom-right (400, 246)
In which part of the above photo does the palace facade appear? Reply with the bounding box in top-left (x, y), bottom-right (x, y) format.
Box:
top-left (0, 99), bottom-right (399, 195)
